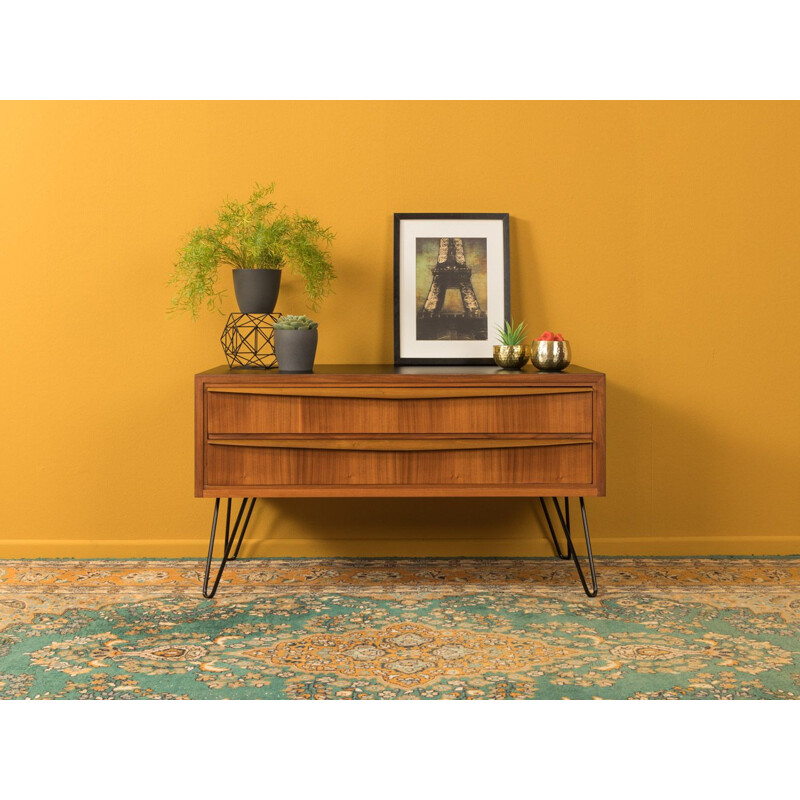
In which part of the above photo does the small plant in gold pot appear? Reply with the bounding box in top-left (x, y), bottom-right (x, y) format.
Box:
top-left (531, 330), bottom-right (571, 371)
top-left (493, 319), bottom-right (530, 369)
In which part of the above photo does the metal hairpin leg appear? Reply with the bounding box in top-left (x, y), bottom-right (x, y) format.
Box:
top-left (539, 496), bottom-right (598, 597)
top-left (202, 497), bottom-right (256, 599)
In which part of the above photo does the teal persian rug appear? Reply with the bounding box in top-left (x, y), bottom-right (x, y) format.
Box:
top-left (1, 558), bottom-right (798, 699)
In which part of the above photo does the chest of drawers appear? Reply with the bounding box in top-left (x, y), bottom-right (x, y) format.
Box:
top-left (195, 364), bottom-right (605, 498)
top-left (194, 364), bottom-right (605, 598)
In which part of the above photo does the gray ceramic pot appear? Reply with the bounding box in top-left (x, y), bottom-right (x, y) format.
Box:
top-left (232, 269), bottom-right (281, 314)
top-left (274, 328), bottom-right (318, 373)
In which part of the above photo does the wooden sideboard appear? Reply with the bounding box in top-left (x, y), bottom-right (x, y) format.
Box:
top-left (195, 364), bottom-right (605, 597)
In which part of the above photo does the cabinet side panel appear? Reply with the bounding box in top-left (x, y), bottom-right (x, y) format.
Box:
top-left (195, 377), bottom-right (205, 497)
top-left (594, 376), bottom-right (606, 496)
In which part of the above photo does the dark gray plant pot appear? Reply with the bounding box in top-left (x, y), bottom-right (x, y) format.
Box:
top-left (232, 269), bottom-right (281, 314)
top-left (274, 328), bottom-right (318, 373)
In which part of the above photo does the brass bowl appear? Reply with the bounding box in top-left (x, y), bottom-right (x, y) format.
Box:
top-left (493, 344), bottom-right (530, 369)
top-left (531, 340), bottom-right (571, 371)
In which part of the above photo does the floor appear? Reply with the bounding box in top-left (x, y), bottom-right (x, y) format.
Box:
top-left (1, 557), bottom-right (798, 699)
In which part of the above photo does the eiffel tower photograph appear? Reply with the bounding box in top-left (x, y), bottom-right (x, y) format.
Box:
top-left (416, 237), bottom-right (488, 340)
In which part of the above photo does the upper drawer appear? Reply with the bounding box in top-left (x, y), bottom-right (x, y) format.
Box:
top-left (206, 386), bottom-right (593, 435)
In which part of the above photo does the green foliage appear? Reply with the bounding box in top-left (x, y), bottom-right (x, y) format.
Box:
top-left (273, 314), bottom-right (318, 330)
top-left (495, 318), bottom-right (528, 346)
top-left (168, 183), bottom-right (336, 318)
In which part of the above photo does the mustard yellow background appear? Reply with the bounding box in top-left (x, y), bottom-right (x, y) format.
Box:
top-left (1, 101), bottom-right (798, 557)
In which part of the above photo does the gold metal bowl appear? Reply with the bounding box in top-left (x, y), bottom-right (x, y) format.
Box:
top-left (531, 340), bottom-right (571, 371)
top-left (493, 344), bottom-right (530, 369)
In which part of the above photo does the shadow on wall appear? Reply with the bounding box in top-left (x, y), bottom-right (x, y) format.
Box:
top-left (509, 216), bottom-right (545, 323)
top-left (594, 378), bottom-right (795, 550)
top-left (236, 496), bottom-right (562, 558)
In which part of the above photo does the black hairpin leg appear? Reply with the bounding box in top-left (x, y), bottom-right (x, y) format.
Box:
top-left (539, 498), bottom-right (571, 560)
top-left (539, 496), bottom-right (598, 597)
top-left (202, 497), bottom-right (256, 599)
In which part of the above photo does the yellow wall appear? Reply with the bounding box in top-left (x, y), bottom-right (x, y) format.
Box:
top-left (1, 101), bottom-right (799, 558)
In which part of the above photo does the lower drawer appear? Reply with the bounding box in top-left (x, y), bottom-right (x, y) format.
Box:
top-left (204, 441), bottom-right (593, 488)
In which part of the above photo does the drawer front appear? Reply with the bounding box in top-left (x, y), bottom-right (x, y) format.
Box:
top-left (206, 386), bottom-right (593, 436)
top-left (205, 440), bottom-right (593, 488)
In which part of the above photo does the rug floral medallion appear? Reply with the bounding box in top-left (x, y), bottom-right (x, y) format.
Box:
top-left (1, 558), bottom-right (799, 700)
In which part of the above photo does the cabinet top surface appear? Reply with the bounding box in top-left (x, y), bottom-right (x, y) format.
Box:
top-left (197, 364), bottom-right (604, 379)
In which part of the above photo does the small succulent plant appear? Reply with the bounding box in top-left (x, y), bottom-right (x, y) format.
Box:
top-left (495, 318), bottom-right (528, 347)
top-left (273, 314), bottom-right (318, 330)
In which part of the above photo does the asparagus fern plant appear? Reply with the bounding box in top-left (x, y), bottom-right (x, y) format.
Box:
top-left (168, 183), bottom-right (336, 318)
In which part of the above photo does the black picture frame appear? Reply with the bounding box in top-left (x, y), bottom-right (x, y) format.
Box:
top-left (393, 213), bottom-right (511, 365)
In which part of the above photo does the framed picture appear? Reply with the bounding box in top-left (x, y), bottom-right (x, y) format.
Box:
top-left (393, 213), bottom-right (510, 365)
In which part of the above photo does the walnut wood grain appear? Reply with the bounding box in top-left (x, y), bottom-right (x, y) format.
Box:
top-left (200, 485), bottom-right (602, 498)
top-left (206, 386), bottom-right (591, 398)
top-left (194, 365), bottom-right (606, 498)
top-left (194, 375), bottom-right (205, 498)
top-left (205, 442), bottom-right (594, 487)
top-left (208, 437), bottom-right (586, 451)
top-left (593, 373), bottom-right (607, 496)
top-left (207, 391), bottom-right (592, 436)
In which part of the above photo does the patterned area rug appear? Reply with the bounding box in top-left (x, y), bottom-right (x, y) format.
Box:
top-left (1, 558), bottom-right (799, 699)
